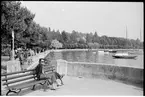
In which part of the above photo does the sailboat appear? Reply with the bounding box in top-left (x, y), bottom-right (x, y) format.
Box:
top-left (108, 49), bottom-right (117, 53)
top-left (112, 52), bottom-right (137, 59)
top-left (112, 26), bottom-right (137, 59)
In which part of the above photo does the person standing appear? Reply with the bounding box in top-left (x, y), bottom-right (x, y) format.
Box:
top-left (18, 50), bottom-right (24, 71)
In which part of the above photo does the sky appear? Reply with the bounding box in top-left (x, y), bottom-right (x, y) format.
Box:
top-left (21, 1), bottom-right (144, 41)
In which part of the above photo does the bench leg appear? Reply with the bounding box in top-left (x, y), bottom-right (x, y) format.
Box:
top-left (6, 89), bottom-right (21, 96)
top-left (39, 80), bottom-right (46, 86)
top-left (43, 81), bottom-right (48, 91)
top-left (17, 89), bottom-right (21, 95)
top-left (32, 85), bottom-right (35, 90)
top-left (6, 90), bottom-right (11, 96)
top-left (39, 83), bottom-right (44, 85)
top-left (39, 81), bottom-right (48, 91)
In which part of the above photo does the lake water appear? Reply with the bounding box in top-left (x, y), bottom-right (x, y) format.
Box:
top-left (46, 50), bottom-right (144, 69)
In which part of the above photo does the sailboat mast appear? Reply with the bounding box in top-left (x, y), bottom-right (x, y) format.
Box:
top-left (126, 26), bottom-right (128, 40)
top-left (125, 26), bottom-right (129, 49)
top-left (140, 28), bottom-right (142, 42)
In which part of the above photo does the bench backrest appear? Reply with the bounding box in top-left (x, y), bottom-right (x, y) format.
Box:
top-left (1, 69), bottom-right (36, 88)
top-left (1, 66), bottom-right (55, 89)
top-left (43, 65), bottom-right (55, 74)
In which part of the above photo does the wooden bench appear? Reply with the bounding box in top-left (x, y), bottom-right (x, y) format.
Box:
top-left (1, 66), bottom-right (55, 96)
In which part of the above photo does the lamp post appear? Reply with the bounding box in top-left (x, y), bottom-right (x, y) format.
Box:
top-left (11, 30), bottom-right (15, 60)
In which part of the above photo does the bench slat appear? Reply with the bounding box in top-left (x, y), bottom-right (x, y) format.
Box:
top-left (43, 66), bottom-right (55, 69)
top-left (2, 72), bottom-right (35, 81)
top-left (1, 69), bottom-right (35, 76)
top-left (43, 65), bottom-right (55, 70)
top-left (3, 76), bottom-right (36, 85)
top-left (43, 65), bottom-right (55, 68)
top-left (6, 80), bottom-right (45, 90)
top-left (43, 68), bottom-right (55, 71)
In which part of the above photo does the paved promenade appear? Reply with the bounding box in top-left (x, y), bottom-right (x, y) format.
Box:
top-left (26, 50), bottom-right (50, 70)
top-left (20, 76), bottom-right (143, 96)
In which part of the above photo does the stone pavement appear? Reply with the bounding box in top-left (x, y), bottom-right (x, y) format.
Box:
top-left (22, 76), bottom-right (143, 96)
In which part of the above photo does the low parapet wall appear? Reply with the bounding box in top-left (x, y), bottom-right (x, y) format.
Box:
top-left (64, 61), bottom-right (143, 86)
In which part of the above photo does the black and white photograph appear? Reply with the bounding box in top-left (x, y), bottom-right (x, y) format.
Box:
top-left (1, 1), bottom-right (143, 96)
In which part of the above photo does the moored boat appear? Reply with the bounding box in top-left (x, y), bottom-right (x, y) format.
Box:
top-left (98, 51), bottom-right (104, 55)
top-left (108, 50), bottom-right (117, 53)
top-left (104, 50), bottom-right (109, 54)
top-left (112, 52), bottom-right (137, 59)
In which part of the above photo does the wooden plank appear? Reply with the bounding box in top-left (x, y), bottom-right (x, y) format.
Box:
top-left (1, 69), bottom-right (35, 76)
top-left (2, 72), bottom-right (35, 81)
top-left (43, 67), bottom-right (55, 71)
top-left (43, 65), bottom-right (55, 68)
top-left (3, 76), bottom-right (36, 85)
top-left (7, 80), bottom-right (45, 90)
top-left (43, 66), bottom-right (55, 70)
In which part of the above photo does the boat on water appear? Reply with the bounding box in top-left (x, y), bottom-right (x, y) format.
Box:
top-left (104, 50), bottom-right (109, 54)
top-left (112, 26), bottom-right (137, 59)
top-left (112, 52), bottom-right (137, 59)
top-left (98, 51), bottom-right (104, 55)
top-left (108, 50), bottom-right (117, 53)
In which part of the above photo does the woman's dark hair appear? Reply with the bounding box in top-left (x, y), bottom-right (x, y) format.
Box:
top-left (39, 58), bottom-right (45, 63)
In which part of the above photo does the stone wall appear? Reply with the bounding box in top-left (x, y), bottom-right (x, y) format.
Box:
top-left (56, 60), bottom-right (143, 86)
top-left (56, 59), bottom-right (67, 75)
top-left (6, 60), bottom-right (21, 73)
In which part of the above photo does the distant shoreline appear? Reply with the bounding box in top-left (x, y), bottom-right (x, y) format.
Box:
top-left (50, 48), bottom-right (143, 52)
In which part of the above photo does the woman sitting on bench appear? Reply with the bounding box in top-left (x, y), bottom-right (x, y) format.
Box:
top-left (35, 58), bottom-right (64, 90)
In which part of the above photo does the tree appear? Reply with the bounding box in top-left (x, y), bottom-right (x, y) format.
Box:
top-left (70, 30), bottom-right (80, 43)
top-left (44, 40), bottom-right (51, 49)
top-left (86, 32), bottom-right (93, 43)
top-left (50, 39), bottom-right (63, 49)
top-left (61, 30), bottom-right (69, 43)
top-left (92, 31), bottom-right (100, 43)
top-left (78, 37), bottom-right (86, 44)
top-left (1, 1), bottom-right (143, 50)
top-left (88, 43), bottom-right (94, 49)
top-left (93, 42), bottom-right (100, 49)
top-left (1, 1), bottom-right (35, 47)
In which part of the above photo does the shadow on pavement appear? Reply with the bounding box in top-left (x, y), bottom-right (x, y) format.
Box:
top-left (109, 78), bottom-right (143, 89)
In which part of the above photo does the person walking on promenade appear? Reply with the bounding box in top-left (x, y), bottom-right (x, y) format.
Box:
top-left (18, 50), bottom-right (25, 71)
top-left (27, 49), bottom-right (34, 65)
